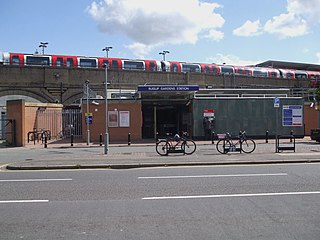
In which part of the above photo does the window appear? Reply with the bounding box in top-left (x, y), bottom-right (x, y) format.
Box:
top-left (12, 56), bottom-right (19, 65)
top-left (56, 57), bottom-right (63, 66)
top-left (220, 66), bottom-right (234, 74)
top-left (67, 58), bottom-right (74, 67)
top-left (253, 70), bottom-right (268, 77)
top-left (172, 63), bottom-right (179, 72)
top-left (79, 59), bottom-right (97, 68)
top-left (26, 56), bottom-right (50, 66)
top-left (204, 66), bottom-right (210, 74)
top-left (182, 64), bottom-right (200, 73)
top-left (112, 60), bottom-right (119, 69)
top-left (212, 66), bottom-right (219, 74)
top-left (149, 62), bottom-right (156, 71)
top-left (123, 61), bottom-right (144, 70)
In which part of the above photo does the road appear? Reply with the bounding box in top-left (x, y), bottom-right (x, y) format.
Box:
top-left (1, 163), bottom-right (320, 239)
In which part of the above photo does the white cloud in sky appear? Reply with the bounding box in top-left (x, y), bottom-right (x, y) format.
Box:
top-left (233, 20), bottom-right (262, 37)
top-left (235, 0), bottom-right (320, 38)
top-left (207, 53), bottom-right (258, 66)
top-left (87, 0), bottom-right (224, 57)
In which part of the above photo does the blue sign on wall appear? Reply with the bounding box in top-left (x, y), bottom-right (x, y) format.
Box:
top-left (137, 85), bottom-right (199, 92)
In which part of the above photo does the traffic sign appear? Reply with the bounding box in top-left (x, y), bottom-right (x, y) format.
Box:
top-left (274, 97), bottom-right (280, 108)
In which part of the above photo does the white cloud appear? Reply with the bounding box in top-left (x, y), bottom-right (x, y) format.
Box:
top-left (233, 20), bottom-right (262, 37)
top-left (235, 0), bottom-right (320, 39)
top-left (87, 0), bottom-right (225, 57)
top-left (264, 12), bottom-right (308, 38)
top-left (207, 53), bottom-right (258, 66)
top-left (263, 0), bottom-right (320, 38)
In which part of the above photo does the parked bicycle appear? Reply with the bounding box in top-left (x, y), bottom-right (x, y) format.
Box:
top-left (156, 132), bottom-right (197, 156)
top-left (216, 131), bottom-right (256, 154)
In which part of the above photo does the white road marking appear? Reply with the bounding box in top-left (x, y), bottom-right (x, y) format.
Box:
top-left (0, 178), bottom-right (72, 182)
top-left (0, 200), bottom-right (49, 203)
top-left (138, 173), bottom-right (287, 179)
top-left (142, 191), bottom-right (320, 200)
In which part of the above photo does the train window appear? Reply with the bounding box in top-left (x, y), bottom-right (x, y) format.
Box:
top-left (102, 60), bottom-right (109, 68)
top-left (220, 66), bottom-right (234, 74)
top-left (182, 64), bottom-right (200, 73)
top-left (12, 56), bottom-right (19, 65)
top-left (79, 59), bottom-right (97, 68)
top-left (212, 66), bottom-right (219, 74)
top-left (172, 63), bottom-right (179, 72)
top-left (111, 60), bottom-right (119, 69)
top-left (286, 73), bottom-right (294, 78)
top-left (123, 61), bottom-right (144, 70)
top-left (56, 57), bottom-right (63, 66)
top-left (26, 56), bottom-right (50, 66)
top-left (253, 70), bottom-right (268, 77)
top-left (67, 58), bottom-right (74, 67)
top-left (295, 72), bottom-right (307, 79)
top-left (204, 66), bottom-right (210, 74)
top-left (149, 62), bottom-right (156, 71)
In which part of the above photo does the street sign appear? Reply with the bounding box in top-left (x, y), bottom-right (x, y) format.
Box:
top-left (274, 97), bottom-right (280, 108)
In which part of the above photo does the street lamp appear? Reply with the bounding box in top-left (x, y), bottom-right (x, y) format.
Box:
top-left (85, 80), bottom-right (90, 145)
top-left (102, 47), bottom-right (113, 58)
top-left (39, 42), bottom-right (48, 55)
top-left (159, 50), bottom-right (170, 61)
top-left (102, 46), bottom-right (112, 154)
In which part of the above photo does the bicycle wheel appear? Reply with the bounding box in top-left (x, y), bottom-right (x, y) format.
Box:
top-left (241, 139), bottom-right (256, 153)
top-left (216, 139), bottom-right (232, 154)
top-left (156, 140), bottom-right (170, 156)
top-left (182, 140), bottom-right (196, 155)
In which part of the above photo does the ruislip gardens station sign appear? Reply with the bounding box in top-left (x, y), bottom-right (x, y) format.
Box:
top-left (137, 85), bottom-right (199, 92)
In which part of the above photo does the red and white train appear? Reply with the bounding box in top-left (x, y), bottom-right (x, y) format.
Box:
top-left (2, 52), bottom-right (320, 87)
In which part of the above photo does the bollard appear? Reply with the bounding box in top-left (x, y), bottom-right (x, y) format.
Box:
top-left (44, 135), bottom-right (47, 148)
top-left (71, 134), bottom-right (74, 147)
top-left (99, 133), bottom-right (103, 146)
top-left (290, 130), bottom-right (293, 142)
top-left (128, 133), bottom-right (131, 146)
top-left (266, 131), bottom-right (269, 143)
top-left (211, 131), bottom-right (215, 144)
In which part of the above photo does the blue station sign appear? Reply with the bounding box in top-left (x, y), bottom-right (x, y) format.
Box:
top-left (137, 85), bottom-right (199, 92)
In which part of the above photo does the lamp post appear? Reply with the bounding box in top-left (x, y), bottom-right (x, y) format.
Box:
top-left (159, 50), bottom-right (170, 61)
top-left (39, 42), bottom-right (48, 55)
top-left (102, 46), bottom-right (113, 58)
top-left (102, 46), bottom-right (112, 154)
top-left (85, 80), bottom-right (90, 145)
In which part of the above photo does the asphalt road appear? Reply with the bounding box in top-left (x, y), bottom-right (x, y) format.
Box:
top-left (1, 163), bottom-right (320, 239)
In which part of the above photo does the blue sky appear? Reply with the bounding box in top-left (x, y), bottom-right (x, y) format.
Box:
top-left (1, 0), bottom-right (320, 66)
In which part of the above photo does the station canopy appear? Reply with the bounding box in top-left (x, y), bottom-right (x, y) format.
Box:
top-left (256, 60), bottom-right (320, 71)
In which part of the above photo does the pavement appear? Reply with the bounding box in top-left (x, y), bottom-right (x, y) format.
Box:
top-left (2, 137), bottom-right (320, 171)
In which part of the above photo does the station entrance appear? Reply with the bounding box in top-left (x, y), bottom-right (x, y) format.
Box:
top-left (142, 101), bottom-right (192, 139)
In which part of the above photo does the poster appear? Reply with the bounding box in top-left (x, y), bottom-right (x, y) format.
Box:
top-left (108, 111), bottom-right (118, 127)
top-left (119, 111), bottom-right (130, 127)
top-left (282, 105), bottom-right (303, 126)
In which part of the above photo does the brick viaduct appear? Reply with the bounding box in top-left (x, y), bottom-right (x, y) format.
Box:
top-left (0, 65), bottom-right (310, 104)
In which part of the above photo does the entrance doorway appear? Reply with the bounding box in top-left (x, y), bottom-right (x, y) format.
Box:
top-left (142, 102), bottom-right (191, 139)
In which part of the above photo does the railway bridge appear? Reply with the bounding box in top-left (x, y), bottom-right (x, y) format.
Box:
top-left (0, 65), bottom-right (310, 105)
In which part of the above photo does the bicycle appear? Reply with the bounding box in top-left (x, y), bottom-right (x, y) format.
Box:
top-left (156, 132), bottom-right (197, 156)
top-left (216, 131), bottom-right (256, 154)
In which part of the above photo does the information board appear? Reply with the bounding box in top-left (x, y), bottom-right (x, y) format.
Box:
top-left (282, 105), bottom-right (303, 126)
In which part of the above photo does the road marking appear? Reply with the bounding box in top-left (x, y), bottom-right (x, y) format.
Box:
top-left (0, 200), bottom-right (49, 204)
top-left (142, 191), bottom-right (320, 200)
top-left (138, 173), bottom-right (287, 179)
top-left (0, 178), bottom-right (72, 182)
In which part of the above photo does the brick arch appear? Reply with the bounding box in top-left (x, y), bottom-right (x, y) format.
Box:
top-left (0, 89), bottom-right (52, 103)
top-left (63, 92), bottom-right (83, 105)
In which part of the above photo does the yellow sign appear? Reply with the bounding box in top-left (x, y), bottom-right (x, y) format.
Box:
top-left (85, 113), bottom-right (93, 117)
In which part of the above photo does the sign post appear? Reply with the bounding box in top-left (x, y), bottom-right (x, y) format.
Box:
top-left (274, 97), bottom-right (280, 152)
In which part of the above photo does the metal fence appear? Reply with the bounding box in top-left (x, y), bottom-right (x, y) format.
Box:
top-left (61, 108), bottom-right (82, 139)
